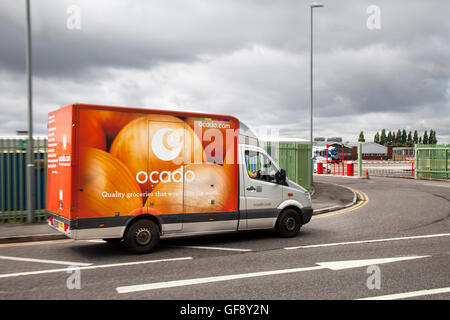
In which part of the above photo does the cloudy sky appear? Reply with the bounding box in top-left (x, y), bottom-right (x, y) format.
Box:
top-left (1, 0), bottom-right (449, 143)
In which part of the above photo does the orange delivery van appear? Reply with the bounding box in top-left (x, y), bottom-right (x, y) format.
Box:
top-left (47, 103), bottom-right (313, 253)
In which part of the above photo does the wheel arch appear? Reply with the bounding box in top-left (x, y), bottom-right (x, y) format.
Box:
top-left (123, 214), bottom-right (163, 237)
top-left (277, 205), bottom-right (303, 225)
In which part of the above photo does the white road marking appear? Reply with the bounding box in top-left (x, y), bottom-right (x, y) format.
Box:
top-left (116, 266), bottom-right (324, 293)
top-left (174, 245), bottom-right (252, 252)
top-left (284, 233), bottom-right (450, 250)
top-left (0, 256), bottom-right (193, 279)
top-left (0, 255), bottom-right (92, 267)
top-left (316, 255), bottom-right (430, 270)
top-left (0, 239), bottom-right (74, 248)
top-left (357, 287), bottom-right (450, 300)
top-left (416, 182), bottom-right (450, 188)
top-left (116, 255), bottom-right (427, 294)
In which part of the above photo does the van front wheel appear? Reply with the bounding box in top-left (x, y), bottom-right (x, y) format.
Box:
top-left (124, 219), bottom-right (160, 254)
top-left (276, 209), bottom-right (301, 238)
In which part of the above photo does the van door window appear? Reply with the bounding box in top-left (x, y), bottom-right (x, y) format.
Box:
top-left (245, 150), bottom-right (278, 183)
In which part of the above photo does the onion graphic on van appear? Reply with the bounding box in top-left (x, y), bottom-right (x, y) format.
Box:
top-left (78, 148), bottom-right (143, 216)
top-left (145, 163), bottom-right (234, 214)
top-left (110, 114), bottom-right (205, 196)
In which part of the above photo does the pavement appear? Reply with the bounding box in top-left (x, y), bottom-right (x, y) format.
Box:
top-left (0, 181), bottom-right (357, 244)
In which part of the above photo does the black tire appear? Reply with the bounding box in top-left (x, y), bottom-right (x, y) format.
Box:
top-left (124, 219), bottom-right (160, 254)
top-left (103, 238), bottom-right (122, 245)
top-left (276, 209), bottom-right (302, 238)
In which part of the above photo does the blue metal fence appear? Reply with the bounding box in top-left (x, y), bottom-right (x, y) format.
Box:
top-left (0, 137), bottom-right (47, 222)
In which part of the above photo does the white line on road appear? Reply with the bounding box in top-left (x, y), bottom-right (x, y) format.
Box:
top-left (116, 266), bottom-right (324, 293)
top-left (284, 233), bottom-right (450, 250)
top-left (0, 256), bottom-right (193, 279)
top-left (116, 255), bottom-right (428, 294)
top-left (0, 255), bottom-right (92, 267)
top-left (173, 245), bottom-right (253, 252)
top-left (415, 182), bottom-right (450, 188)
top-left (357, 287), bottom-right (450, 300)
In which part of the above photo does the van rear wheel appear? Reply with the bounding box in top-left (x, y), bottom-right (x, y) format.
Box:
top-left (276, 209), bottom-right (301, 238)
top-left (124, 219), bottom-right (160, 254)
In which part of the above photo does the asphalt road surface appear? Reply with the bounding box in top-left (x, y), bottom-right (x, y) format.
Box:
top-left (0, 176), bottom-right (448, 300)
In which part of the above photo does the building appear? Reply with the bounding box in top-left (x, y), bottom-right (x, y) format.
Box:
top-left (326, 137), bottom-right (343, 143)
top-left (392, 147), bottom-right (415, 161)
top-left (350, 142), bottom-right (392, 160)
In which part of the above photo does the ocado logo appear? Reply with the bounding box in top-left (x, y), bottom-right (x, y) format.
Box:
top-left (152, 128), bottom-right (183, 161)
top-left (136, 166), bottom-right (195, 184)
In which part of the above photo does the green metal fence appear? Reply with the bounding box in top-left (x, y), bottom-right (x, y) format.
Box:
top-left (0, 137), bottom-right (47, 222)
top-left (414, 144), bottom-right (450, 180)
top-left (263, 140), bottom-right (312, 191)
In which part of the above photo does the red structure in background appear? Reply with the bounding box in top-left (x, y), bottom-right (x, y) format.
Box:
top-left (347, 162), bottom-right (354, 176)
top-left (317, 162), bottom-right (323, 174)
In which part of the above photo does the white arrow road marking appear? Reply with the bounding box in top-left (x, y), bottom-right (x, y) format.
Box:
top-left (0, 255), bottom-right (92, 266)
top-left (172, 245), bottom-right (253, 252)
top-left (357, 287), bottom-right (450, 300)
top-left (284, 233), bottom-right (450, 250)
top-left (0, 256), bottom-right (192, 279)
top-left (116, 255), bottom-right (429, 294)
top-left (316, 255), bottom-right (430, 270)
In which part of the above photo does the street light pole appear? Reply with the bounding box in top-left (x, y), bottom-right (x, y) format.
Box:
top-left (310, 3), bottom-right (324, 186)
top-left (25, 0), bottom-right (35, 223)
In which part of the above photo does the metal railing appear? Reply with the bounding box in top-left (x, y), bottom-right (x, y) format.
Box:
top-left (358, 160), bottom-right (414, 178)
top-left (0, 137), bottom-right (47, 222)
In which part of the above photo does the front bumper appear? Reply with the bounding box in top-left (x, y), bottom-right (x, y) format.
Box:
top-left (301, 207), bottom-right (313, 225)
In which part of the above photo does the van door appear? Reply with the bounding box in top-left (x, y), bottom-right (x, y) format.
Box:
top-left (147, 120), bottom-right (185, 232)
top-left (241, 148), bottom-right (283, 229)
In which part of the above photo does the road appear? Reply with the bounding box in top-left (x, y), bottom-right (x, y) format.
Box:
top-left (0, 176), bottom-right (448, 301)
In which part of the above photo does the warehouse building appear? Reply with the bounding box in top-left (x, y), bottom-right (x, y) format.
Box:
top-left (350, 142), bottom-right (392, 160)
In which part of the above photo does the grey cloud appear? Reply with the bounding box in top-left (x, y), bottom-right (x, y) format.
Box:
top-left (0, 0), bottom-right (449, 143)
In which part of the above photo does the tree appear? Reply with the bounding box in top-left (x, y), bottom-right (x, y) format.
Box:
top-left (380, 129), bottom-right (386, 145)
top-left (407, 131), bottom-right (412, 147)
top-left (413, 130), bottom-right (418, 144)
top-left (374, 132), bottom-right (380, 144)
top-left (429, 130), bottom-right (437, 144)
top-left (401, 129), bottom-right (407, 146)
top-left (423, 131), bottom-right (429, 144)
top-left (419, 136), bottom-right (422, 144)
top-left (396, 129), bottom-right (402, 146)
top-left (358, 131), bottom-right (365, 142)
top-left (387, 131), bottom-right (393, 145)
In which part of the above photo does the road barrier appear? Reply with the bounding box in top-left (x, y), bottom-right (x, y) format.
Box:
top-left (318, 160), bottom-right (415, 178)
top-left (318, 145), bottom-right (449, 181)
top-left (0, 137), bottom-right (47, 222)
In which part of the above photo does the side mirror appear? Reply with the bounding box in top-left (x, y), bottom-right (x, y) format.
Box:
top-left (275, 169), bottom-right (287, 185)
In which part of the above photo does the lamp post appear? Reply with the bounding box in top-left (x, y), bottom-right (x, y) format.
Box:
top-left (310, 3), bottom-right (324, 185)
top-left (25, 0), bottom-right (35, 223)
